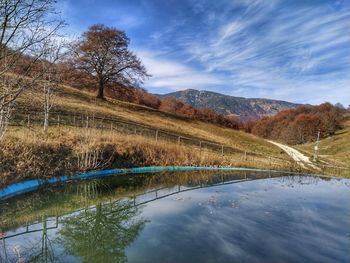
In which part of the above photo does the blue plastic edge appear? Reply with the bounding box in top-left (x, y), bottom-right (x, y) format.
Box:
top-left (0, 166), bottom-right (282, 200)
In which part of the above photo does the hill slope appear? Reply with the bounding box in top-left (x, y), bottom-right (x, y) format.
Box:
top-left (157, 89), bottom-right (301, 120)
top-left (0, 84), bottom-right (304, 186)
top-left (297, 113), bottom-right (350, 168)
top-left (14, 85), bottom-right (284, 156)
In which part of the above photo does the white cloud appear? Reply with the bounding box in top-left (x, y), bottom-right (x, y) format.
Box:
top-left (136, 50), bottom-right (225, 91)
top-left (216, 21), bottom-right (244, 44)
top-left (177, 0), bottom-right (350, 104)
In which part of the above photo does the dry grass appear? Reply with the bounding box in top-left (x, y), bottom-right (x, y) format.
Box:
top-left (0, 126), bottom-right (298, 186)
top-left (1, 82), bottom-right (318, 187)
top-left (16, 84), bottom-right (286, 157)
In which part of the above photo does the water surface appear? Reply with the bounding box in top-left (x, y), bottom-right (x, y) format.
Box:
top-left (1, 171), bottom-right (349, 263)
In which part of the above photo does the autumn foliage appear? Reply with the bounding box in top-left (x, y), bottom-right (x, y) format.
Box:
top-left (56, 63), bottom-right (241, 129)
top-left (250, 103), bottom-right (344, 144)
top-left (159, 96), bottom-right (240, 129)
top-left (6, 28), bottom-right (241, 130)
top-left (71, 24), bottom-right (148, 99)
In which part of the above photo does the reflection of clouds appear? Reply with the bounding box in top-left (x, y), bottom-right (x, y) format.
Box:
top-left (127, 175), bottom-right (350, 262)
top-left (3, 174), bottom-right (350, 262)
top-left (141, 198), bottom-right (191, 218)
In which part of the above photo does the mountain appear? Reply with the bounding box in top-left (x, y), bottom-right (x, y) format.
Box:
top-left (156, 89), bottom-right (301, 120)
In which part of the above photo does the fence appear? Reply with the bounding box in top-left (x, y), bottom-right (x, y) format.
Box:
top-left (9, 110), bottom-right (282, 160)
top-left (8, 109), bottom-right (350, 175)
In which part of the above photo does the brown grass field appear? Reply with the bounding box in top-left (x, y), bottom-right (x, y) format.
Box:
top-left (3, 84), bottom-right (343, 186)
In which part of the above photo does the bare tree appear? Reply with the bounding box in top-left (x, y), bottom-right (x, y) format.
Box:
top-left (40, 39), bottom-right (65, 132)
top-left (72, 24), bottom-right (149, 99)
top-left (0, 0), bottom-right (64, 139)
top-left (0, 75), bottom-right (13, 138)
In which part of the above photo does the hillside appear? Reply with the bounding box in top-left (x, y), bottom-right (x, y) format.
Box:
top-left (1, 84), bottom-right (305, 186)
top-left (15, 85), bottom-right (284, 156)
top-left (251, 103), bottom-right (344, 145)
top-left (157, 89), bottom-right (301, 120)
top-left (296, 113), bottom-right (350, 168)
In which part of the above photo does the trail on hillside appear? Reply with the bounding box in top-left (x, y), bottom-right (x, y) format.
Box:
top-left (267, 140), bottom-right (318, 170)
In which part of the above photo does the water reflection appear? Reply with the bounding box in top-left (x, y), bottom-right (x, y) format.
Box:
top-left (58, 201), bottom-right (146, 263)
top-left (1, 199), bottom-right (145, 262)
top-left (0, 171), bottom-right (252, 231)
top-left (1, 171), bottom-right (349, 263)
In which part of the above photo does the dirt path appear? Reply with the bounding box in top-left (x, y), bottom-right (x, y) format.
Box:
top-left (267, 140), bottom-right (318, 169)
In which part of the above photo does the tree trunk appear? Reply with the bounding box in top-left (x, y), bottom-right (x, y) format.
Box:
top-left (44, 111), bottom-right (49, 132)
top-left (97, 79), bottom-right (104, 99)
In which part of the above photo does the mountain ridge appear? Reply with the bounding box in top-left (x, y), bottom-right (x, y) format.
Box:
top-left (156, 89), bottom-right (302, 120)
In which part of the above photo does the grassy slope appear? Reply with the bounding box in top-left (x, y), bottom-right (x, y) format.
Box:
top-left (297, 113), bottom-right (350, 167)
top-left (17, 84), bottom-right (285, 158)
top-left (2, 85), bottom-right (306, 186)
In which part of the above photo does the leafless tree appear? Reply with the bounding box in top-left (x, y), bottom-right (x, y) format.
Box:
top-left (39, 39), bottom-right (66, 132)
top-left (71, 24), bottom-right (149, 99)
top-left (0, 0), bottom-right (64, 139)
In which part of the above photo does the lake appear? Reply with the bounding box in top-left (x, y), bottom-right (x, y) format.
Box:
top-left (0, 171), bottom-right (349, 263)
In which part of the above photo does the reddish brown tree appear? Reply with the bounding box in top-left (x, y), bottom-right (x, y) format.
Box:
top-left (159, 97), bottom-right (183, 113)
top-left (72, 24), bottom-right (148, 99)
top-left (251, 103), bottom-right (344, 144)
top-left (134, 90), bottom-right (161, 109)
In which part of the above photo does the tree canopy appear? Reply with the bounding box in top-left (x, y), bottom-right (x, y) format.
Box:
top-left (251, 103), bottom-right (344, 144)
top-left (72, 24), bottom-right (148, 99)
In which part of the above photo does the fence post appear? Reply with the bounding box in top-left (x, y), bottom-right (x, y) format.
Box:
top-left (178, 136), bottom-right (181, 145)
top-left (86, 116), bottom-right (89, 128)
top-left (199, 141), bottom-right (202, 153)
top-left (57, 115), bottom-right (60, 127)
top-left (155, 129), bottom-right (159, 141)
top-left (27, 114), bottom-right (30, 127)
top-left (110, 123), bottom-right (113, 131)
top-left (244, 150), bottom-right (247, 160)
top-left (221, 145), bottom-right (224, 156)
top-left (134, 127), bottom-right (137, 134)
top-left (73, 114), bottom-right (76, 126)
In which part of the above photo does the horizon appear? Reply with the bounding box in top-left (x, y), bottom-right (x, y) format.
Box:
top-left (59, 0), bottom-right (350, 106)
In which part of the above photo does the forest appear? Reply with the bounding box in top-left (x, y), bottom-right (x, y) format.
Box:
top-left (250, 103), bottom-right (345, 144)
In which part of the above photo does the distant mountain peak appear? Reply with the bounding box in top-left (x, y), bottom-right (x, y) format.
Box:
top-left (156, 89), bottom-right (301, 120)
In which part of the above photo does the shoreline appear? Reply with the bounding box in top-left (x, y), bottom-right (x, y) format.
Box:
top-left (0, 165), bottom-right (344, 200)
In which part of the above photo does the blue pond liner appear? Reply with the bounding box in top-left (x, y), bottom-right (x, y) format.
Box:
top-left (0, 166), bottom-right (279, 200)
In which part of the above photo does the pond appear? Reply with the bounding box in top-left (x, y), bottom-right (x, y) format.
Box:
top-left (0, 171), bottom-right (349, 263)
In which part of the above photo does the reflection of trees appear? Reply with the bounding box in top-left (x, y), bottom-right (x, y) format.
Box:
top-left (57, 200), bottom-right (146, 263)
top-left (25, 218), bottom-right (56, 263)
top-left (0, 216), bottom-right (58, 263)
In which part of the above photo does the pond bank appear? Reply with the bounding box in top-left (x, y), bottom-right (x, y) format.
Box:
top-left (0, 127), bottom-right (301, 188)
top-left (0, 166), bottom-right (288, 200)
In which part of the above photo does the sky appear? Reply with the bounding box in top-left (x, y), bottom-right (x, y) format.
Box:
top-left (58, 0), bottom-right (350, 105)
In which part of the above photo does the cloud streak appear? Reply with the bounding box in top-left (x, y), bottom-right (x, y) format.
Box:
top-left (62, 0), bottom-right (350, 105)
top-left (137, 51), bottom-right (225, 93)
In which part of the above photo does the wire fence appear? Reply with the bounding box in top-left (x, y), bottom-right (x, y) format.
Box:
top-left (9, 110), bottom-right (268, 157)
top-left (8, 109), bottom-right (350, 176)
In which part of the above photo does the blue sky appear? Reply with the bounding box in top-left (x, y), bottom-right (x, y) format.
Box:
top-left (58, 0), bottom-right (350, 105)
